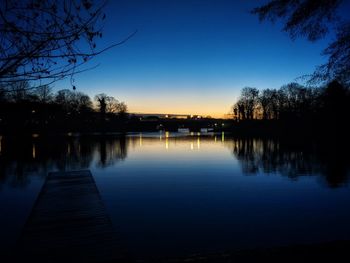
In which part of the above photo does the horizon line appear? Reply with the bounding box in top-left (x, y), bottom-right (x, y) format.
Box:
top-left (130, 112), bottom-right (230, 119)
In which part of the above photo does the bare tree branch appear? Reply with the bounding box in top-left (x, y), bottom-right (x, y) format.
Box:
top-left (0, 0), bottom-right (136, 89)
top-left (252, 0), bottom-right (350, 85)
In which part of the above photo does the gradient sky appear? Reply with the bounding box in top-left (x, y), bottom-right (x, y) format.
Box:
top-left (58, 0), bottom-right (333, 118)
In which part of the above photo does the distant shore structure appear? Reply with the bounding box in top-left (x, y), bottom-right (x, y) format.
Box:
top-left (131, 113), bottom-right (217, 120)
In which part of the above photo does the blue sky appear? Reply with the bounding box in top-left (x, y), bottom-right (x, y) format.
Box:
top-left (57, 0), bottom-right (332, 117)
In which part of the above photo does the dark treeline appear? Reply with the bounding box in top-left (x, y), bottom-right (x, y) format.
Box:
top-left (231, 80), bottom-right (350, 137)
top-left (1, 80), bottom-right (350, 136)
top-left (0, 82), bottom-right (128, 134)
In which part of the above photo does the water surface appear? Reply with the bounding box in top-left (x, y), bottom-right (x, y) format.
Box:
top-left (0, 132), bottom-right (349, 259)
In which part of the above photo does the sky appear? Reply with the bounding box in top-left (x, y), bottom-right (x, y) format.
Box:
top-left (58, 0), bottom-right (333, 118)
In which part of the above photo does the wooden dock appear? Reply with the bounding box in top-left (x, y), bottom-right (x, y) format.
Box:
top-left (17, 170), bottom-right (127, 262)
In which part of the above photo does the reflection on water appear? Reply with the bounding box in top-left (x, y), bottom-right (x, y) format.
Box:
top-left (228, 137), bottom-right (350, 188)
top-left (1, 133), bottom-right (348, 188)
top-left (1, 132), bottom-right (350, 259)
top-left (0, 135), bottom-right (127, 187)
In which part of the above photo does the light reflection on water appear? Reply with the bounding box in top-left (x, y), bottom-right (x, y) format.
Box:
top-left (0, 132), bottom-right (350, 259)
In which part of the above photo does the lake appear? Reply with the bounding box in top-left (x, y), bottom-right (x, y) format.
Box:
top-left (0, 132), bottom-right (350, 260)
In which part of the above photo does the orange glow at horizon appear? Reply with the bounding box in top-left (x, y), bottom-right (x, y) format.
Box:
top-left (101, 87), bottom-right (240, 119)
top-left (127, 102), bottom-right (231, 119)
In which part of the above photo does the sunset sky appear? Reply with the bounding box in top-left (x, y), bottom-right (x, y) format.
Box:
top-left (59, 0), bottom-right (333, 118)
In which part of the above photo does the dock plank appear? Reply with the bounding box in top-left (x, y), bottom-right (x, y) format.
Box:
top-left (17, 170), bottom-right (127, 262)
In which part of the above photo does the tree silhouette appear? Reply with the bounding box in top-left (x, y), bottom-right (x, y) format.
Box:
top-left (94, 93), bottom-right (107, 115)
top-left (233, 87), bottom-right (259, 120)
top-left (55, 89), bottom-right (73, 112)
top-left (230, 80), bottom-right (349, 137)
top-left (252, 0), bottom-right (350, 84)
top-left (0, 0), bottom-right (136, 89)
top-left (56, 89), bottom-right (93, 114)
top-left (94, 93), bottom-right (127, 115)
top-left (75, 93), bottom-right (93, 114)
top-left (33, 85), bottom-right (53, 103)
top-left (116, 101), bottom-right (128, 118)
top-left (259, 89), bottom-right (277, 120)
top-left (322, 80), bottom-right (349, 124)
top-left (7, 80), bottom-right (31, 102)
top-left (105, 96), bottom-right (119, 114)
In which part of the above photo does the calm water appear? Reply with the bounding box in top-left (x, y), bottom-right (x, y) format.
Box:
top-left (0, 132), bottom-right (350, 259)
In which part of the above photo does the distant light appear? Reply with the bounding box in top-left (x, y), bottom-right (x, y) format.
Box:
top-left (165, 114), bottom-right (168, 118)
top-left (139, 133), bottom-right (143, 146)
top-left (32, 144), bottom-right (36, 159)
top-left (165, 138), bottom-right (169, 149)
